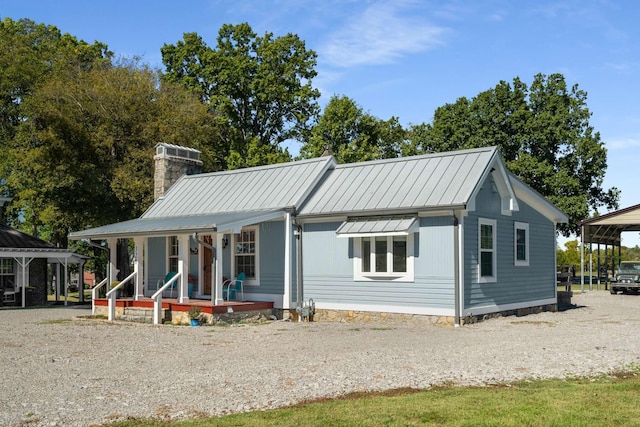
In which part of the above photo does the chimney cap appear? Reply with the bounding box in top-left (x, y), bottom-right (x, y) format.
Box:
top-left (155, 142), bottom-right (201, 162)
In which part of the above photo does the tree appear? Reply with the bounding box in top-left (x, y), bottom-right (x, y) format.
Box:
top-left (5, 59), bottom-right (218, 248)
top-left (299, 95), bottom-right (405, 163)
top-left (161, 23), bottom-right (321, 169)
top-left (0, 18), bottom-right (112, 230)
top-left (404, 73), bottom-right (619, 235)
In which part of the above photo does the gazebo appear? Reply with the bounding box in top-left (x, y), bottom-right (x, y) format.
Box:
top-left (0, 223), bottom-right (87, 307)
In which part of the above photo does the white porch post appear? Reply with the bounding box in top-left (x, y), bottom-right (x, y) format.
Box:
top-left (283, 212), bottom-right (292, 310)
top-left (106, 237), bottom-right (118, 285)
top-left (63, 259), bottom-right (68, 306)
top-left (178, 234), bottom-right (189, 303)
top-left (78, 259), bottom-right (86, 303)
top-left (215, 233), bottom-right (224, 305)
top-left (106, 238), bottom-right (118, 321)
top-left (133, 237), bottom-right (144, 300)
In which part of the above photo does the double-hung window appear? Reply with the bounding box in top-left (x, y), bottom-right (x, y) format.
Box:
top-left (0, 258), bottom-right (15, 290)
top-left (168, 236), bottom-right (179, 272)
top-left (478, 218), bottom-right (497, 282)
top-left (233, 227), bottom-right (258, 284)
top-left (514, 222), bottom-right (529, 266)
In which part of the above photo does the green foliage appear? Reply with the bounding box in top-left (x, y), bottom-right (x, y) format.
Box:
top-left (299, 95), bottom-right (405, 163)
top-left (0, 18), bottom-right (112, 237)
top-left (405, 74), bottom-right (619, 236)
top-left (162, 23), bottom-right (321, 169)
top-left (3, 55), bottom-right (217, 246)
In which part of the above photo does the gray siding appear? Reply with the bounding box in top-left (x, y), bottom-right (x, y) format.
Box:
top-left (464, 177), bottom-right (556, 310)
top-left (302, 218), bottom-right (455, 311)
top-left (253, 221), bottom-right (286, 296)
top-left (147, 237), bottom-right (166, 291)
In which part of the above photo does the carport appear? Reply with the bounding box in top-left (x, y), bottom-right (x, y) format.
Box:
top-left (579, 204), bottom-right (640, 291)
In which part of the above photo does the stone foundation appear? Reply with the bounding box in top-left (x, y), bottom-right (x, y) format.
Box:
top-left (290, 303), bottom-right (558, 327)
top-left (462, 303), bottom-right (557, 325)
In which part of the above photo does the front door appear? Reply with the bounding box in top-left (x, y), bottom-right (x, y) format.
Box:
top-left (203, 235), bottom-right (213, 295)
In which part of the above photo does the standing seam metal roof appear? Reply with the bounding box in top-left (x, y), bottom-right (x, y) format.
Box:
top-left (297, 147), bottom-right (498, 216)
top-left (143, 156), bottom-right (335, 218)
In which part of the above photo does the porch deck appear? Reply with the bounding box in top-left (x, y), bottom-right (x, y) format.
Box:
top-left (93, 297), bottom-right (274, 315)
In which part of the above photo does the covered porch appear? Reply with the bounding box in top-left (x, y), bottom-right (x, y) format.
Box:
top-left (70, 208), bottom-right (298, 324)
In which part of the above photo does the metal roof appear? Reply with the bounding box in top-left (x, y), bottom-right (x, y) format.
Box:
top-left (298, 147), bottom-right (498, 216)
top-left (0, 223), bottom-right (57, 249)
top-left (336, 216), bottom-right (418, 237)
top-left (580, 204), bottom-right (640, 246)
top-left (144, 156), bottom-right (335, 218)
top-left (69, 209), bottom-right (286, 240)
top-left (0, 223), bottom-right (86, 261)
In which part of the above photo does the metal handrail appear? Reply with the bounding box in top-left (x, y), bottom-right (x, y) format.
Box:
top-left (151, 272), bottom-right (182, 325)
top-left (91, 278), bottom-right (109, 315)
top-left (107, 271), bottom-right (137, 321)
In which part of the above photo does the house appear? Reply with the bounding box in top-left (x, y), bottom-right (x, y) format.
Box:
top-left (0, 223), bottom-right (87, 307)
top-left (69, 143), bottom-right (567, 325)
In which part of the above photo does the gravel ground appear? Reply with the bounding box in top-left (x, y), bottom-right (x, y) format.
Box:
top-left (1, 291), bottom-right (639, 426)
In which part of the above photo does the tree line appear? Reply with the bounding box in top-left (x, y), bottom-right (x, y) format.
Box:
top-left (0, 18), bottom-right (620, 252)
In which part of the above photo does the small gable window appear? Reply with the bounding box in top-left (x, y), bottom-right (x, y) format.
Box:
top-left (514, 222), bottom-right (529, 266)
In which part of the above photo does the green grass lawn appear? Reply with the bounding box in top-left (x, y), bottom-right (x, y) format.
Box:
top-left (107, 370), bottom-right (640, 427)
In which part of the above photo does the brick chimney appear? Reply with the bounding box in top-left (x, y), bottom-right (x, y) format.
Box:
top-left (153, 143), bottom-right (203, 200)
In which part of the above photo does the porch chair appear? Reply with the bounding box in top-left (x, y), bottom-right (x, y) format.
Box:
top-left (223, 272), bottom-right (245, 301)
top-left (157, 271), bottom-right (177, 298)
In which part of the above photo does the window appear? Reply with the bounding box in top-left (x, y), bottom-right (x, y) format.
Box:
top-left (514, 222), bottom-right (529, 266)
top-left (355, 235), bottom-right (413, 281)
top-left (234, 227), bottom-right (257, 281)
top-left (0, 258), bottom-right (15, 290)
top-left (168, 236), bottom-right (179, 272)
top-left (478, 218), bottom-right (496, 282)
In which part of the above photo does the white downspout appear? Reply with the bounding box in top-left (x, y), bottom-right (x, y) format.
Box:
top-left (580, 225), bottom-right (585, 293)
top-left (453, 213), bottom-right (461, 327)
top-left (283, 212), bottom-right (292, 310)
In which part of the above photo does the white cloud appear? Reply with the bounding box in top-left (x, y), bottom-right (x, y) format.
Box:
top-left (607, 136), bottom-right (640, 150)
top-left (321, 1), bottom-right (447, 68)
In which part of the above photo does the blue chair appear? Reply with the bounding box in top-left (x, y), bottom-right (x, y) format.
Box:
top-left (223, 272), bottom-right (245, 301)
top-left (157, 272), bottom-right (177, 298)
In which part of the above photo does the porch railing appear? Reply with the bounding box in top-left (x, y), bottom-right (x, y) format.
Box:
top-left (106, 271), bottom-right (137, 321)
top-left (91, 278), bottom-right (109, 315)
top-left (150, 272), bottom-right (181, 325)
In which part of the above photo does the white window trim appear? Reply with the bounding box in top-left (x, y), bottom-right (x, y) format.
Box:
top-left (478, 218), bottom-right (497, 283)
top-left (353, 234), bottom-right (414, 282)
top-left (167, 236), bottom-right (179, 273)
top-left (231, 226), bottom-right (259, 286)
top-left (514, 221), bottom-right (530, 267)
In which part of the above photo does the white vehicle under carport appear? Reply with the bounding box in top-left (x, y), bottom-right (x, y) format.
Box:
top-left (611, 261), bottom-right (640, 294)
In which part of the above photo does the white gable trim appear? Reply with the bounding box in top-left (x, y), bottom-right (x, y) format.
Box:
top-left (468, 151), bottom-right (519, 215)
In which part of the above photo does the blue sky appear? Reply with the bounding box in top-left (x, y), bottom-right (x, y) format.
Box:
top-left (2, 0), bottom-right (640, 245)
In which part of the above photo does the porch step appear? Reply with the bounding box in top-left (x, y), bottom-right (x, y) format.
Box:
top-left (117, 307), bottom-right (165, 324)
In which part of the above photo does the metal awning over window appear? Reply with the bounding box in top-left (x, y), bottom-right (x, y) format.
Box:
top-left (336, 216), bottom-right (418, 238)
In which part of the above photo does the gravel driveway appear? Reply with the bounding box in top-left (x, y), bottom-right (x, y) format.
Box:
top-left (1, 291), bottom-right (639, 426)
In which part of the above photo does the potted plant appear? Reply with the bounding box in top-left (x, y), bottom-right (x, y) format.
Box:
top-left (188, 306), bottom-right (202, 326)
